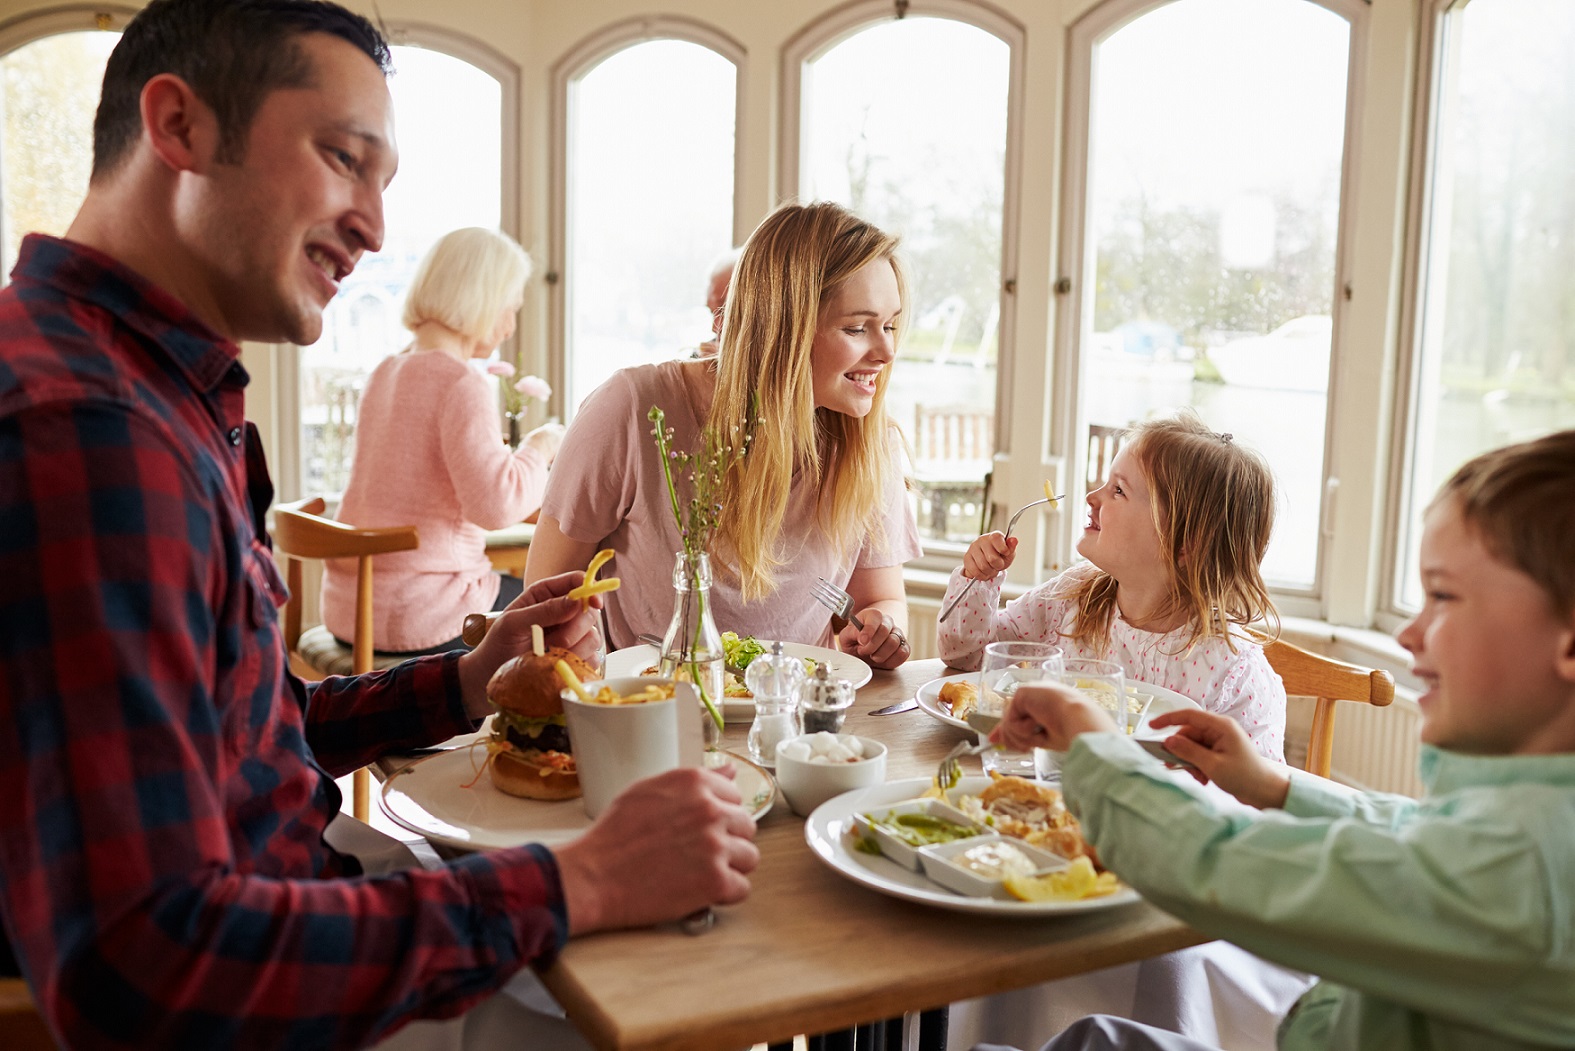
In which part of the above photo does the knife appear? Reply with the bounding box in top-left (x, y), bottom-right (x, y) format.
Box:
top-left (870, 698), bottom-right (917, 716)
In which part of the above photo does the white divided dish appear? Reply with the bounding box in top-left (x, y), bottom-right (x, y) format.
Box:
top-left (918, 835), bottom-right (1073, 899)
top-left (850, 798), bottom-right (989, 871)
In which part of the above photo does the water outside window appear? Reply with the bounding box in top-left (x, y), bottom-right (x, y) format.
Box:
top-left (300, 45), bottom-right (502, 496)
top-left (1396, 0), bottom-right (1575, 610)
top-left (1082, 0), bottom-right (1350, 590)
top-left (564, 40), bottom-right (736, 412)
top-left (0, 30), bottom-right (118, 277)
top-left (800, 17), bottom-right (1009, 544)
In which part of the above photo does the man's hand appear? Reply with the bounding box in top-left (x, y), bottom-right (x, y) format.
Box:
top-left (990, 682), bottom-right (1118, 752)
top-left (553, 768), bottom-right (759, 934)
top-left (1149, 709), bottom-right (1291, 809)
top-left (456, 571), bottom-right (603, 720)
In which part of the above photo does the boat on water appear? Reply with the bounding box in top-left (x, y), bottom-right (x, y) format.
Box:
top-left (1206, 315), bottom-right (1332, 393)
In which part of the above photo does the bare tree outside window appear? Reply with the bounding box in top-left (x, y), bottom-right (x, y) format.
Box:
top-left (801, 17), bottom-right (1009, 544)
top-left (1082, 0), bottom-right (1351, 589)
top-left (1397, 0), bottom-right (1575, 609)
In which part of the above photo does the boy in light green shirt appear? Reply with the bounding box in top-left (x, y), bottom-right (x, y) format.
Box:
top-left (993, 429), bottom-right (1575, 1051)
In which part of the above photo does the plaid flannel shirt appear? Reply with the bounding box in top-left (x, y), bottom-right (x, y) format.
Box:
top-left (0, 235), bottom-right (567, 1050)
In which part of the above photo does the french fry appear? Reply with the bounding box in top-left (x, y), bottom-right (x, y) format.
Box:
top-left (568, 548), bottom-right (621, 605)
top-left (556, 659), bottom-right (593, 701)
top-left (531, 623), bottom-right (545, 657)
top-left (1043, 480), bottom-right (1058, 509)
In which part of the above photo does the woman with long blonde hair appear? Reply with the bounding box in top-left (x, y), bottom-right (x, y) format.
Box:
top-left (528, 202), bottom-right (920, 667)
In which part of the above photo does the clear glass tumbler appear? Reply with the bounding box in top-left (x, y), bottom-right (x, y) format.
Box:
top-left (979, 641), bottom-right (1065, 780)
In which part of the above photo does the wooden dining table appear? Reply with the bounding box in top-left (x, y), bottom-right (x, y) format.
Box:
top-left (519, 656), bottom-right (1207, 1051)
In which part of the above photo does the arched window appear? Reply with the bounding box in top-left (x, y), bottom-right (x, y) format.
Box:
top-left (784, 3), bottom-right (1021, 547)
top-left (0, 10), bottom-right (129, 279)
top-left (295, 32), bottom-right (513, 497)
top-left (551, 23), bottom-right (741, 412)
top-left (1059, 0), bottom-right (1364, 599)
top-left (1392, 0), bottom-right (1575, 611)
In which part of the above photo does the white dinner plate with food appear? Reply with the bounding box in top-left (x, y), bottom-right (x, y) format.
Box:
top-left (380, 747), bottom-right (775, 852)
top-left (804, 777), bottom-right (1141, 916)
top-left (915, 674), bottom-right (1200, 734)
top-left (604, 642), bottom-right (872, 723)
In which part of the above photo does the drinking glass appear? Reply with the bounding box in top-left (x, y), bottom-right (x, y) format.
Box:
top-left (1060, 658), bottom-right (1132, 730)
top-left (979, 641), bottom-right (1064, 780)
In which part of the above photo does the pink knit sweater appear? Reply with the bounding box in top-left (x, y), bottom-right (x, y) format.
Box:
top-left (321, 349), bottom-right (548, 650)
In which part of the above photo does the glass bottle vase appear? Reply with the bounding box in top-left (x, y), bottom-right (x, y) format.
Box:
top-left (657, 552), bottom-right (725, 756)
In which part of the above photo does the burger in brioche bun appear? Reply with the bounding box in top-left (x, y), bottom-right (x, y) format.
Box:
top-left (485, 648), bottom-right (595, 800)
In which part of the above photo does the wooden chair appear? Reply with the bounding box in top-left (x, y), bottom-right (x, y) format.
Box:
top-left (1086, 422), bottom-right (1126, 489)
top-left (1265, 638), bottom-right (1396, 779)
top-left (271, 497), bottom-right (419, 821)
top-left (0, 978), bottom-right (54, 1050)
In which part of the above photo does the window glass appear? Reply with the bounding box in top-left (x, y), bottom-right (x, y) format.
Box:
top-left (299, 45), bottom-right (502, 496)
top-left (1397, 0), bottom-right (1575, 609)
top-left (1081, 0), bottom-right (1350, 589)
top-left (564, 40), bottom-right (735, 411)
top-left (0, 30), bottom-right (119, 277)
top-left (800, 17), bottom-right (1009, 544)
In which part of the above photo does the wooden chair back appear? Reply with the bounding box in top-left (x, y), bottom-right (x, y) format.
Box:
top-left (271, 497), bottom-right (419, 820)
top-left (0, 978), bottom-right (55, 1049)
top-left (1264, 638), bottom-right (1396, 779)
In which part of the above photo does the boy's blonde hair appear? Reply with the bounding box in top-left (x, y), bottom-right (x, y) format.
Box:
top-left (401, 227), bottom-right (531, 344)
top-left (1434, 429), bottom-right (1575, 618)
top-left (1063, 410), bottom-right (1279, 655)
top-left (708, 201), bottom-right (906, 600)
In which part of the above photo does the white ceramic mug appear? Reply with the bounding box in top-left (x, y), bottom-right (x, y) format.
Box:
top-left (562, 677), bottom-right (697, 818)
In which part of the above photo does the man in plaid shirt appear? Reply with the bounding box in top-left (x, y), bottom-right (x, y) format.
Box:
top-left (0, 1), bottom-right (759, 1047)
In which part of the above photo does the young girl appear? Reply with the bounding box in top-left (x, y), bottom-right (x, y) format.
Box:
top-left (938, 410), bottom-right (1286, 761)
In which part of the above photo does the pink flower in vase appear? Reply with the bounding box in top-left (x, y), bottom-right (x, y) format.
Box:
top-left (514, 374), bottom-right (552, 402)
top-left (484, 360), bottom-right (517, 378)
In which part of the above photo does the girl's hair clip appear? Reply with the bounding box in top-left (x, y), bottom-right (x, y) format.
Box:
top-left (1219, 432), bottom-right (1234, 444)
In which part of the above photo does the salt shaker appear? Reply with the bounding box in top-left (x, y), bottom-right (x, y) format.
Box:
top-left (745, 641), bottom-right (806, 766)
top-left (800, 662), bottom-right (855, 734)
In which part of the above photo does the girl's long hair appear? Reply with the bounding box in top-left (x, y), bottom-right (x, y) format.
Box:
top-left (708, 201), bottom-right (906, 600)
top-left (1061, 411), bottom-right (1280, 655)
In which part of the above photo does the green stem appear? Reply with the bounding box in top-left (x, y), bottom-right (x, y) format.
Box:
top-left (691, 584), bottom-right (724, 732)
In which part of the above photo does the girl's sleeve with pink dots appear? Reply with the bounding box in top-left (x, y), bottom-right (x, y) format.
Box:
top-left (936, 570), bottom-right (1067, 671)
top-left (1208, 647), bottom-right (1288, 763)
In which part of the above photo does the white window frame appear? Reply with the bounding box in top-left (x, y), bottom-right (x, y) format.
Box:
top-left (1054, 0), bottom-right (1370, 620)
top-left (546, 17), bottom-right (746, 420)
top-left (1376, 0), bottom-right (1461, 634)
top-left (267, 24), bottom-right (520, 502)
top-left (779, 0), bottom-right (1026, 571)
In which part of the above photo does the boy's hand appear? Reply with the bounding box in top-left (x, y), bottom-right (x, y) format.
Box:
top-left (991, 683), bottom-right (1118, 752)
top-left (1150, 709), bottom-right (1291, 809)
top-left (963, 531), bottom-right (1017, 581)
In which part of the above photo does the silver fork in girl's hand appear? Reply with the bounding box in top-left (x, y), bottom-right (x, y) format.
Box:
top-left (810, 577), bottom-right (865, 632)
top-left (938, 493), bottom-right (1064, 623)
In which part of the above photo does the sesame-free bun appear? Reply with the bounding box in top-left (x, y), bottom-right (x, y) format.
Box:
top-left (486, 648), bottom-right (596, 719)
top-left (490, 750), bottom-right (582, 801)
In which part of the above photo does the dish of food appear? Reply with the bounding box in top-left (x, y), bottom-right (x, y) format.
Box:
top-left (481, 647), bottom-right (595, 800)
top-left (915, 674), bottom-right (1200, 734)
top-left (804, 778), bottom-right (1141, 916)
top-left (380, 748), bottom-right (775, 852)
top-left (606, 641), bottom-right (872, 722)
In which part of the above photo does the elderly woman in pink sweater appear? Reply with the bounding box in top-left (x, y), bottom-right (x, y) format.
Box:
top-left (323, 228), bottom-right (562, 654)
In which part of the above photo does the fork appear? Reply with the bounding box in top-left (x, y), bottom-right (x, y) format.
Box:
top-left (811, 578), bottom-right (865, 632)
top-left (935, 735), bottom-right (993, 790)
top-left (938, 493), bottom-right (1065, 623)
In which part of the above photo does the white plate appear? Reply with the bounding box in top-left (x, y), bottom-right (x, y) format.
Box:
top-left (605, 642), bottom-right (872, 723)
top-left (915, 674), bottom-right (1200, 734)
top-left (380, 749), bottom-right (775, 852)
top-left (804, 777), bottom-right (1142, 916)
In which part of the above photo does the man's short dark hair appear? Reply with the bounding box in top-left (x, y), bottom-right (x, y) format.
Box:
top-left (92, 0), bottom-right (393, 178)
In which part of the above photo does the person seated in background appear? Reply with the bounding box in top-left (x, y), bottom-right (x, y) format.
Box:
top-left (694, 245), bottom-right (740, 359)
top-left (525, 201), bottom-right (921, 669)
top-left (323, 225), bottom-right (564, 654)
top-left (0, 3), bottom-right (756, 1047)
top-left (986, 428), bottom-right (1575, 1051)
